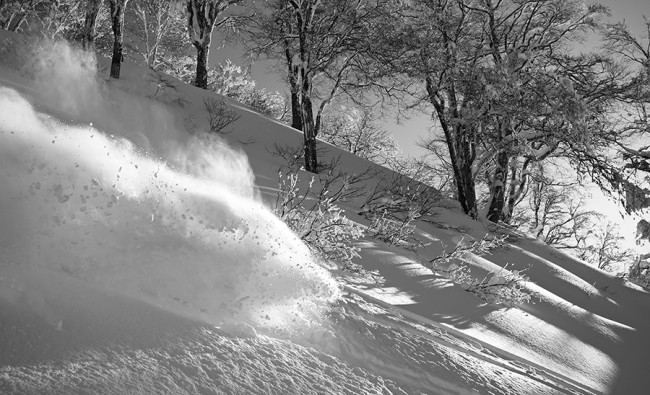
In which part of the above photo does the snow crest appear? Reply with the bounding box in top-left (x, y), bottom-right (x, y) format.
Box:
top-left (0, 50), bottom-right (340, 333)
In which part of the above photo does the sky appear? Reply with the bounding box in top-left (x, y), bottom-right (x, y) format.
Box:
top-left (210, 0), bottom-right (649, 158)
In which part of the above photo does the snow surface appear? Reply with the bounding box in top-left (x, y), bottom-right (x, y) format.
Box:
top-left (1, 31), bottom-right (650, 394)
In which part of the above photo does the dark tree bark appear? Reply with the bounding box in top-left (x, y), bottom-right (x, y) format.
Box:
top-left (301, 94), bottom-right (318, 172)
top-left (186, 0), bottom-right (240, 89)
top-left (108, 0), bottom-right (129, 79)
top-left (383, 0), bottom-right (607, 221)
top-left (194, 41), bottom-right (209, 88)
top-left (454, 131), bottom-right (479, 219)
top-left (486, 151), bottom-right (509, 222)
top-left (283, 28), bottom-right (302, 131)
top-left (289, 89), bottom-right (302, 130)
top-left (502, 158), bottom-right (531, 224)
top-left (242, 0), bottom-right (373, 174)
top-left (81, 0), bottom-right (102, 50)
top-left (427, 75), bottom-right (479, 219)
top-left (0, 0), bottom-right (11, 30)
top-left (297, 30), bottom-right (319, 172)
top-left (7, 12), bottom-right (26, 32)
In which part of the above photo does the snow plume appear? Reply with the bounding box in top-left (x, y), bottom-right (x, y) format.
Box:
top-left (33, 40), bottom-right (103, 118)
top-left (0, 45), bottom-right (340, 334)
top-left (28, 40), bottom-right (257, 198)
top-left (30, 40), bottom-right (183, 155)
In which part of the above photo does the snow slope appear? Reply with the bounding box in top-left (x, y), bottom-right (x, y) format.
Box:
top-left (1, 32), bottom-right (649, 394)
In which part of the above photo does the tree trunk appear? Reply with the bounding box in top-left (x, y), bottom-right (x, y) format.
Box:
top-left (486, 150), bottom-right (509, 222)
top-left (186, 0), bottom-right (221, 90)
top-left (454, 135), bottom-right (478, 219)
top-left (290, 90), bottom-right (302, 130)
top-left (302, 95), bottom-right (318, 172)
top-left (0, 0), bottom-right (10, 30)
top-left (426, 76), bottom-right (478, 219)
top-left (7, 12), bottom-right (25, 32)
top-left (442, 119), bottom-right (477, 219)
top-left (109, 0), bottom-right (128, 79)
top-left (283, 29), bottom-right (302, 131)
top-left (194, 42), bottom-right (209, 89)
top-left (148, 45), bottom-right (158, 69)
top-left (81, 0), bottom-right (101, 50)
top-left (503, 157), bottom-right (530, 224)
top-left (303, 133), bottom-right (318, 173)
top-left (288, 64), bottom-right (303, 131)
top-left (502, 158), bottom-right (519, 224)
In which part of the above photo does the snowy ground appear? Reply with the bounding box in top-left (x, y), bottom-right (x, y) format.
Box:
top-left (1, 31), bottom-right (649, 394)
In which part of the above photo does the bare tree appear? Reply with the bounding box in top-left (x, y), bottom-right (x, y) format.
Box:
top-left (185, 0), bottom-right (241, 89)
top-left (319, 106), bottom-right (401, 167)
top-left (126, 0), bottom-right (186, 68)
top-left (591, 18), bottom-right (650, 211)
top-left (203, 96), bottom-right (240, 135)
top-left (80, 0), bottom-right (103, 50)
top-left (0, 0), bottom-right (11, 30)
top-left (241, 0), bottom-right (383, 173)
top-left (0, 0), bottom-right (77, 33)
top-left (371, 0), bottom-right (606, 221)
top-left (585, 221), bottom-right (632, 271)
top-left (0, 0), bottom-right (40, 31)
top-left (107, 0), bottom-right (129, 78)
top-left (25, 0), bottom-right (81, 39)
top-left (0, 0), bottom-right (98, 42)
top-left (508, 165), bottom-right (631, 270)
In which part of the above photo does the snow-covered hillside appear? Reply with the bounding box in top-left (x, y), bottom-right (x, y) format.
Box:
top-left (1, 32), bottom-right (649, 394)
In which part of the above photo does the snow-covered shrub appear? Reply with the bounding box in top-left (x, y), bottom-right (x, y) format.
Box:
top-left (361, 171), bottom-right (439, 250)
top-left (361, 171), bottom-right (441, 218)
top-left (367, 208), bottom-right (423, 251)
top-left (274, 170), bottom-right (364, 271)
top-left (206, 60), bottom-right (288, 120)
top-left (162, 58), bottom-right (288, 120)
top-left (430, 236), bottom-right (532, 306)
top-left (465, 265), bottom-right (532, 305)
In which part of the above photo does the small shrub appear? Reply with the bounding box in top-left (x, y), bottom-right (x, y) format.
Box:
top-left (430, 236), bottom-right (532, 306)
top-left (274, 170), bottom-right (364, 271)
top-left (269, 143), bottom-right (305, 170)
top-left (361, 171), bottom-right (440, 250)
top-left (204, 96), bottom-right (240, 135)
top-left (465, 265), bottom-right (532, 305)
top-left (367, 208), bottom-right (424, 251)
